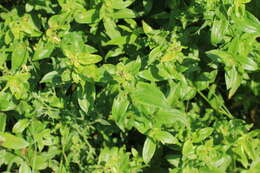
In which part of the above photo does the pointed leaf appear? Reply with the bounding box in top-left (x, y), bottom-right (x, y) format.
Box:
top-left (206, 50), bottom-right (237, 67)
top-left (0, 113), bottom-right (6, 132)
top-left (74, 9), bottom-right (98, 24)
top-left (112, 92), bottom-right (129, 130)
top-left (13, 119), bottom-right (30, 134)
top-left (142, 137), bottom-right (156, 164)
top-left (111, 0), bottom-right (135, 9)
top-left (77, 82), bottom-right (95, 114)
top-left (142, 21), bottom-right (153, 34)
top-left (19, 163), bottom-right (31, 173)
top-left (103, 18), bottom-right (121, 39)
top-left (182, 140), bottom-right (195, 159)
top-left (40, 71), bottom-right (59, 83)
top-left (154, 109), bottom-right (188, 126)
top-left (225, 67), bottom-right (242, 98)
top-left (78, 54), bottom-right (102, 65)
top-left (12, 42), bottom-right (28, 71)
top-left (155, 131), bottom-right (178, 144)
top-left (211, 20), bottom-right (227, 45)
top-left (33, 41), bottom-right (54, 61)
top-left (131, 82), bottom-right (170, 109)
top-left (0, 132), bottom-right (29, 149)
top-left (113, 9), bottom-right (136, 19)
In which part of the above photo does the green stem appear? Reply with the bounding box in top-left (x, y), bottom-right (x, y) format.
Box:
top-left (197, 90), bottom-right (233, 119)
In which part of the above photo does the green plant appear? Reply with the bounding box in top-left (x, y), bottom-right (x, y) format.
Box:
top-left (0, 0), bottom-right (260, 172)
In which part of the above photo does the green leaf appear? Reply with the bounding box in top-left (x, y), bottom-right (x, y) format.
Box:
top-left (206, 50), bottom-right (237, 67)
top-left (19, 163), bottom-right (31, 173)
top-left (213, 155), bottom-right (232, 171)
top-left (113, 9), bottom-right (136, 19)
top-left (165, 154), bottom-right (181, 167)
top-left (30, 154), bottom-right (48, 170)
top-left (77, 82), bottom-right (95, 114)
top-left (84, 45), bottom-right (98, 54)
top-left (243, 160), bottom-right (260, 173)
top-left (33, 41), bottom-right (54, 61)
top-left (12, 119), bottom-right (30, 134)
top-left (237, 55), bottom-right (258, 71)
top-left (61, 32), bottom-right (85, 54)
top-left (74, 9), bottom-right (98, 24)
top-left (211, 20), bottom-right (227, 45)
top-left (20, 14), bottom-right (42, 37)
top-left (112, 92), bottom-right (129, 130)
top-left (142, 137), bottom-right (156, 164)
top-left (155, 131), bottom-right (178, 144)
top-left (182, 140), bottom-right (195, 159)
top-left (48, 12), bottom-right (71, 28)
top-left (198, 127), bottom-right (214, 140)
top-left (111, 0), bottom-right (135, 9)
top-left (199, 167), bottom-right (225, 173)
top-left (7, 73), bottom-right (30, 99)
top-left (131, 82), bottom-right (170, 109)
top-left (11, 42), bottom-right (28, 71)
top-left (77, 54), bottom-right (103, 65)
top-left (0, 113), bottom-right (6, 132)
top-left (125, 57), bottom-right (141, 75)
top-left (225, 66), bottom-right (242, 98)
top-left (49, 95), bottom-right (64, 109)
top-left (40, 71), bottom-right (59, 83)
top-left (104, 36), bottom-right (127, 46)
top-left (154, 109), bottom-right (188, 126)
top-left (0, 50), bottom-right (8, 67)
top-left (193, 127), bottom-right (214, 143)
top-left (233, 11), bottom-right (260, 33)
top-left (0, 92), bottom-right (16, 111)
top-left (103, 17), bottom-right (121, 39)
top-left (147, 46), bottom-right (163, 65)
top-left (142, 21), bottom-right (153, 35)
top-left (0, 132), bottom-right (29, 149)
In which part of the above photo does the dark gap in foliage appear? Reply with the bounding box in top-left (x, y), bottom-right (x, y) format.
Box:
top-left (0, 0), bottom-right (23, 10)
top-left (70, 21), bottom-right (91, 33)
top-left (247, 0), bottom-right (260, 19)
top-left (38, 82), bottom-right (46, 90)
top-left (256, 36), bottom-right (260, 43)
top-left (126, 129), bottom-right (146, 152)
top-left (6, 60), bottom-right (11, 69)
top-left (40, 168), bottom-right (53, 173)
top-left (65, 83), bottom-right (77, 96)
top-left (69, 162), bottom-right (80, 172)
top-left (0, 164), bottom-right (7, 172)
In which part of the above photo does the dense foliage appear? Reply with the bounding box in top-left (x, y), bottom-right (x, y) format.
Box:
top-left (0, 0), bottom-right (260, 172)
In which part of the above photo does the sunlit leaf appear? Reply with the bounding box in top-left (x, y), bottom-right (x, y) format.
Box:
top-left (0, 132), bottom-right (29, 149)
top-left (142, 137), bottom-right (156, 164)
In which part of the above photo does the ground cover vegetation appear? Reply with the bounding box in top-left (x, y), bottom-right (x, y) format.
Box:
top-left (0, 0), bottom-right (260, 172)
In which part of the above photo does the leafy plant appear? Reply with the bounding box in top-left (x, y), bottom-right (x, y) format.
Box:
top-left (0, 0), bottom-right (260, 172)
